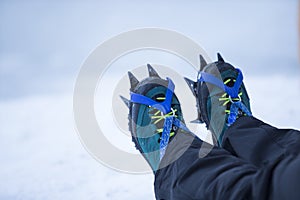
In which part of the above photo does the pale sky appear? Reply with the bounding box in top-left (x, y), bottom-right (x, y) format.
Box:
top-left (0, 0), bottom-right (299, 100)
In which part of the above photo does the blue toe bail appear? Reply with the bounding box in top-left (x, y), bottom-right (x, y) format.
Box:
top-left (199, 68), bottom-right (243, 98)
top-left (130, 77), bottom-right (175, 114)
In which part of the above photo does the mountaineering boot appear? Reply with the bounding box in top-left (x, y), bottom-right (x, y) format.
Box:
top-left (120, 64), bottom-right (190, 172)
top-left (184, 53), bottom-right (252, 146)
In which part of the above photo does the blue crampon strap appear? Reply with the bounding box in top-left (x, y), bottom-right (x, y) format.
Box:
top-left (159, 116), bottom-right (173, 160)
top-left (130, 77), bottom-right (175, 114)
top-left (199, 68), bottom-right (243, 98)
top-left (199, 68), bottom-right (252, 125)
top-left (228, 101), bottom-right (252, 125)
top-left (130, 78), bottom-right (191, 160)
top-left (159, 117), bottom-right (191, 160)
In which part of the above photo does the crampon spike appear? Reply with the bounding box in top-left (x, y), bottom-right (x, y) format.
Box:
top-left (217, 53), bottom-right (224, 63)
top-left (128, 71), bottom-right (139, 91)
top-left (147, 64), bottom-right (160, 78)
top-left (184, 77), bottom-right (197, 96)
top-left (119, 95), bottom-right (131, 108)
top-left (190, 119), bottom-right (202, 123)
top-left (199, 54), bottom-right (207, 71)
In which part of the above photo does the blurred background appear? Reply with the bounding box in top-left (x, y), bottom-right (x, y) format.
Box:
top-left (1, 0), bottom-right (299, 199)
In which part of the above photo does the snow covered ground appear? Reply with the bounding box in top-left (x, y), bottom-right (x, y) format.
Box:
top-left (1, 0), bottom-right (300, 199)
top-left (1, 75), bottom-right (299, 200)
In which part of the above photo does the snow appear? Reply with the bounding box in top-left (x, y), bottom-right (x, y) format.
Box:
top-left (1, 75), bottom-right (299, 199)
top-left (0, 94), bottom-right (155, 199)
top-left (1, 0), bottom-right (300, 199)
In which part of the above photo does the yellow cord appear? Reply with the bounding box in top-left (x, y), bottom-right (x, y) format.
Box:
top-left (218, 79), bottom-right (243, 112)
top-left (148, 96), bottom-right (178, 140)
